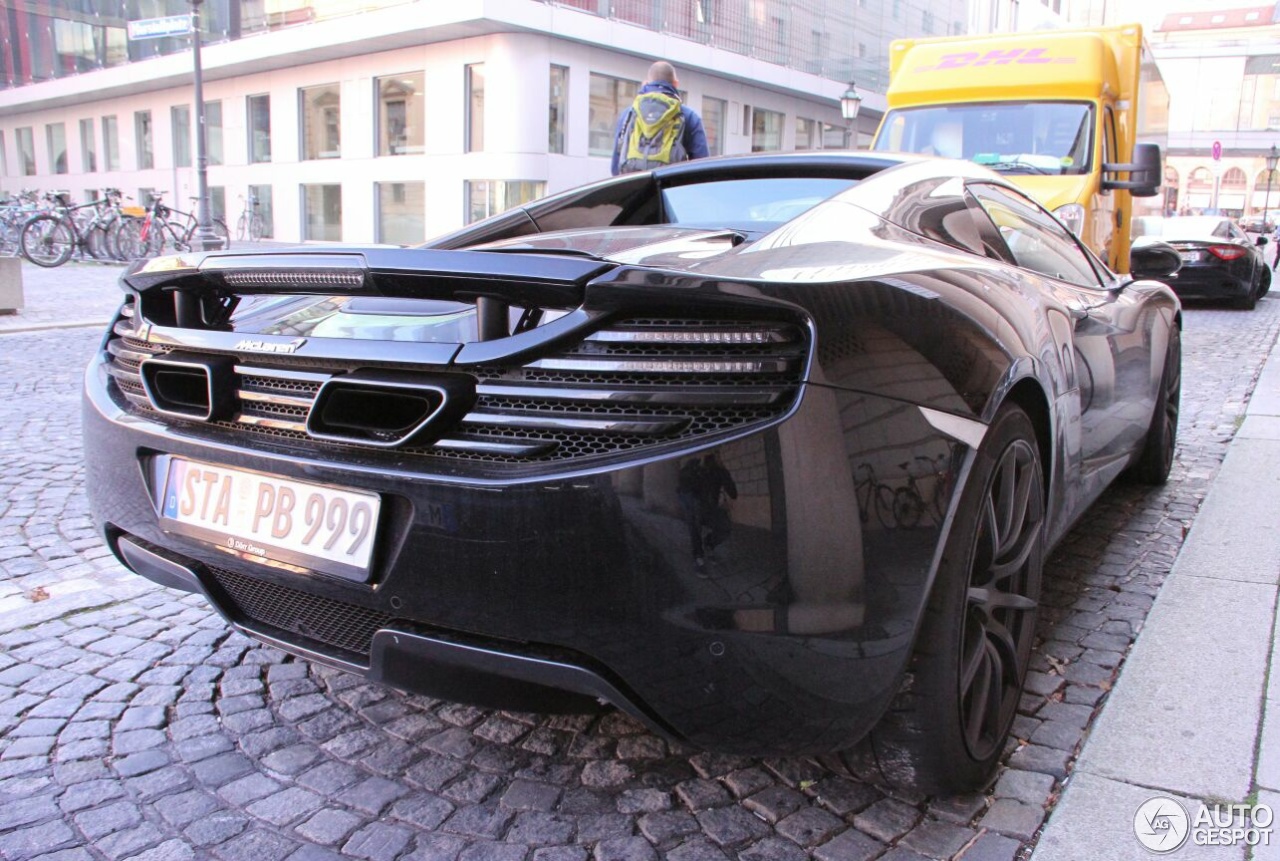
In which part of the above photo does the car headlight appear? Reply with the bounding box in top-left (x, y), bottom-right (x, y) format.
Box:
top-left (1054, 203), bottom-right (1086, 237)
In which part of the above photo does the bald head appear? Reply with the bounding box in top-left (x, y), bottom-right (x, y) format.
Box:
top-left (647, 61), bottom-right (678, 87)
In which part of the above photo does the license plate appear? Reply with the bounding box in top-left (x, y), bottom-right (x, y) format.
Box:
top-left (159, 458), bottom-right (380, 582)
top-left (1179, 251), bottom-right (1199, 263)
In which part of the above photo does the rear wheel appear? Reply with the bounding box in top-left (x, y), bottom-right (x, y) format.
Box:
top-left (1260, 267), bottom-right (1272, 298)
top-left (832, 405), bottom-right (1045, 794)
top-left (1130, 327), bottom-right (1181, 485)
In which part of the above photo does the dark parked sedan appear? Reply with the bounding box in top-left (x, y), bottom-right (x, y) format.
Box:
top-left (1133, 215), bottom-right (1270, 308)
top-left (84, 153), bottom-right (1181, 793)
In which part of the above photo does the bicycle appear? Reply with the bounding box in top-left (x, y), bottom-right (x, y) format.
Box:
top-left (0, 190), bottom-right (40, 256)
top-left (172, 196), bottom-right (231, 251)
top-left (235, 193), bottom-right (264, 242)
top-left (854, 463), bottom-right (897, 529)
top-left (119, 192), bottom-right (230, 259)
top-left (19, 191), bottom-right (122, 268)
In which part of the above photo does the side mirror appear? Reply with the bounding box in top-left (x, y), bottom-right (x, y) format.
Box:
top-left (1103, 142), bottom-right (1163, 197)
top-left (1129, 237), bottom-right (1182, 281)
top-left (1258, 236), bottom-right (1270, 247)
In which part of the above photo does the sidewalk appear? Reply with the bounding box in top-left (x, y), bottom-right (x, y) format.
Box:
top-left (1033, 327), bottom-right (1280, 859)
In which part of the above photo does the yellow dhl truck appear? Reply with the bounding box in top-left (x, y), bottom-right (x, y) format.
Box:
top-left (872, 24), bottom-right (1168, 273)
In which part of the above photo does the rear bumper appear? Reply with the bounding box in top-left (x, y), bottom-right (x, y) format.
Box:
top-left (1164, 262), bottom-right (1255, 300)
top-left (85, 350), bottom-right (971, 756)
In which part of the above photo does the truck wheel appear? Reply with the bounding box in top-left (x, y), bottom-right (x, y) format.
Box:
top-left (832, 404), bottom-right (1045, 794)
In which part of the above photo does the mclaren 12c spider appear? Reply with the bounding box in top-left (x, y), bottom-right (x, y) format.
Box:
top-left (84, 152), bottom-right (1182, 792)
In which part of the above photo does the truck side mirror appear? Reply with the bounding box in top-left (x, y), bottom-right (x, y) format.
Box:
top-left (1103, 142), bottom-right (1163, 197)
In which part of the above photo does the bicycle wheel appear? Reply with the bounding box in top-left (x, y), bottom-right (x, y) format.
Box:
top-left (85, 224), bottom-right (113, 260)
top-left (183, 218), bottom-right (231, 251)
top-left (874, 484), bottom-right (897, 529)
top-left (893, 487), bottom-right (925, 529)
top-left (249, 213), bottom-right (264, 242)
top-left (20, 215), bottom-right (74, 267)
top-left (235, 214), bottom-right (247, 241)
top-left (114, 218), bottom-right (146, 260)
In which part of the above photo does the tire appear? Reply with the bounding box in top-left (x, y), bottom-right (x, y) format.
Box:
top-left (20, 215), bottom-right (74, 267)
top-left (1236, 272), bottom-right (1260, 309)
top-left (1129, 326), bottom-right (1181, 485)
top-left (249, 214), bottom-right (264, 242)
top-left (873, 484), bottom-right (897, 529)
top-left (235, 214), bottom-right (247, 242)
top-left (183, 218), bottom-right (231, 251)
top-left (115, 218), bottom-right (147, 260)
top-left (833, 405), bottom-right (1046, 794)
top-left (1260, 267), bottom-right (1272, 298)
top-left (892, 487), bottom-right (925, 529)
top-left (84, 225), bottom-right (112, 260)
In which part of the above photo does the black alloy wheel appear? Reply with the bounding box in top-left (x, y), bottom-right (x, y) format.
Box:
top-left (1130, 327), bottom-right (1181, 485)
top-left (958, 435), bottom-right (1043, 760)
top-left (833, 404), bottom-right (1045, 794)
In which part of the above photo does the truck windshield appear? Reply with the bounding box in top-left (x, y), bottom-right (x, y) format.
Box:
top-left (874, 102), bottom-right (1093, 176)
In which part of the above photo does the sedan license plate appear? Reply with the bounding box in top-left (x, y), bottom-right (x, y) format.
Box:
top-left (159, 458), bottom-right (380, 582)
top-left (1179, 250), bottom-right (1200, 263)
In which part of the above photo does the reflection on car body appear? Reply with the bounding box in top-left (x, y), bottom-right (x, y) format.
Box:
top-left (84, 152), bottom-right (1181, 793)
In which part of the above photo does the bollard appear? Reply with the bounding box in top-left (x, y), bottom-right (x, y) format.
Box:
top-left (0, 257), bottom-right (23, 314)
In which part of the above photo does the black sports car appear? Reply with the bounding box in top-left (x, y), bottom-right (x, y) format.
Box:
top-left (1132, 214), bottom-right (1270, 308)
top-left (84, 152), bottom-right (1181, 793)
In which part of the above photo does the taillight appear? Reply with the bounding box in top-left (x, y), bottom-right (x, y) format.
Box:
top-left (1208, 245), bottom-right (1248, 261)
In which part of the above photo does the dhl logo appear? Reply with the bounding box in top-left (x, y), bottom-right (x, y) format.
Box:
top-left (915, 48), bottom-right (1078, 71)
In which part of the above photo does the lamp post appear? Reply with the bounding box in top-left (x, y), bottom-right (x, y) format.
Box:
top-left (188, 0), bottom-right (220, 251)
top-left (840, 82), bottom-right (861, 150)
top-left (1264, 144), bottom-right (1278, 232)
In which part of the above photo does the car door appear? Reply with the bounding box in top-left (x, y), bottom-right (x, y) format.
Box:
top-left (966, 182), bottom-right (1156, 522)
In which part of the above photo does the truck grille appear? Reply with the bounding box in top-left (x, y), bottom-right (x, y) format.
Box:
top-left (104, 302), bottom-right (806, 470)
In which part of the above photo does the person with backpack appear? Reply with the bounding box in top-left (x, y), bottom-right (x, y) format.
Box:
top-left (611, 61), bottom-right (710, 175)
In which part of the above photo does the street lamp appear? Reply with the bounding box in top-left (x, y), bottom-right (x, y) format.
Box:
top-left (840, 81), bottom-right (861, 150)
top-left (188, 0), bottom-right (221, 252)
top-left (1264, 143), bottom-right (1278, 233)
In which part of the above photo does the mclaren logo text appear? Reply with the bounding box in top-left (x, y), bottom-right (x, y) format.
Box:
top-left (234, 338), bottom-right (307, 354)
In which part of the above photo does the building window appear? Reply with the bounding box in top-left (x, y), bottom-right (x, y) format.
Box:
top-left (300, 84), bottom-right (341, 160)
top-left (302, 184), bottom-right (342, 240)
top-left (466, 64), bottom-right (485, 152)
top-left (702, 97), bottom-right (725, 156)
top-left (248, 184), bottom-right (274, 239)
top-left (102, 116), bottom-right (120, 171)
top-left (209, 186), bottom-right (226, 221)
top-left (206, 101), bottom-right (223, 166)
top-left (549, 65), bottom-right (568, 155)
top-left (248, 94), bottom-right (271, 163)
top-left (751, 108), bottom-right (783, 152)
top-left (172, 105), bottom-right (192, 168)
top-left (465, 180), bottom-right (546, 224)
top-left (377, 72), bottom-right (424, 156)
top-left (822, 122), bottom-right (847, 149)
top-left (796, 117), bottom-right (818, 150)
top-left (376, 181), bottom-right (425, 244)
top-left (135, 110), bottom-right (153, 169)
top-left (16, 128), bottom-right (35, 176)
top-left (589, 73), bottom-right (639, 157)
top-left (47, 123), bottom-right (68, 174)
top-left (80, 119), bottom-right (96, 173)
top-left (922, 9), bottom-right (934, 33)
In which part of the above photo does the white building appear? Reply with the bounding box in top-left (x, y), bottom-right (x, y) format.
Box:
top-left (0, 0), bottom-right (969, 244)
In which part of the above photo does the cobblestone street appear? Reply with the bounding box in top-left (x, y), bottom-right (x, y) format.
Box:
top-left (1, 262), bottom-right (1278, 861)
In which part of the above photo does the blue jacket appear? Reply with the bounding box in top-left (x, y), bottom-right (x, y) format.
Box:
top-left (610, 81), bottom-right (710, 175)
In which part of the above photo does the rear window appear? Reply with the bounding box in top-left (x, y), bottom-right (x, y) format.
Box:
top-left (661, 177), bottom-right (857, 229)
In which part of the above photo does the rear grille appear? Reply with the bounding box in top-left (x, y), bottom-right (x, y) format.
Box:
top-left (208, 566), bottom-right (393, 660)
top-left (104, 312), bottom-right (807, 469)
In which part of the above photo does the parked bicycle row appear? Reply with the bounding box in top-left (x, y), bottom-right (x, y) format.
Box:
top-left (0, 188), bottom-right (232, 268)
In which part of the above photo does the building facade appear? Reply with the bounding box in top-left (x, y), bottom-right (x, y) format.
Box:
top-left (1148, 5), bottom-right (1280, 220)
top-left (0, 0), bottom-right (969, 243)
